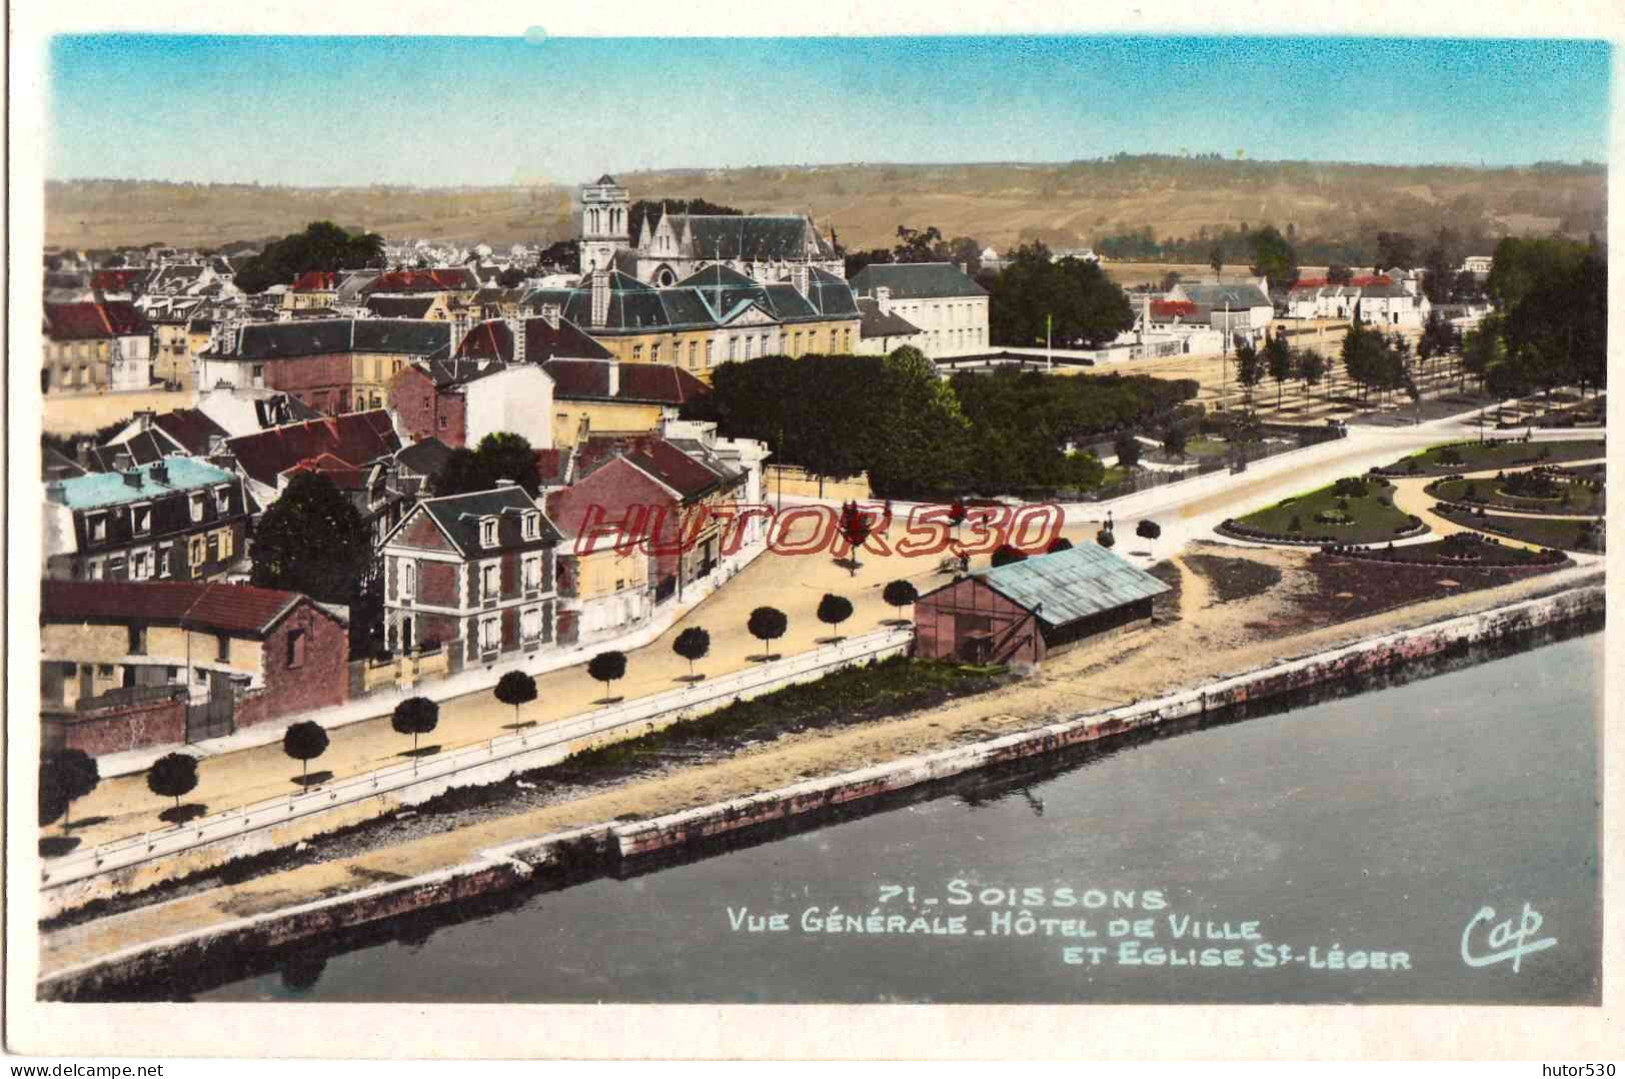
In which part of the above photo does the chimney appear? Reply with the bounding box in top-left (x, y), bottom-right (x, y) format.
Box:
top-left (151, 462), bottom-right (170, 484)
top-left (46, 482), bottom-right (66, 504)
top-left (451, 312), bottom-right (470, 356)
top-left (591, 269), bottom-right (610, 327)
top-left (134, 409), bottom-right (156, 430)
top-left (873, 285), bottom-right (891, 306)
top-left (607, 357), bottom-right (620, 398)
top-left (540, 302), bottom-right (561, 330)
top-left (122, 468), bottom-right (144, 488)
top-left (505, 316), bottom-right (527, 365)
top-left (495, 478), bottom-right (516, 488)
top-left (790, 264), bottom-right (810, 298)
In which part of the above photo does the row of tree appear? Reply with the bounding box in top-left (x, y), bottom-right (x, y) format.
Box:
top-left (1463, 236), bottom-right (1607, 399)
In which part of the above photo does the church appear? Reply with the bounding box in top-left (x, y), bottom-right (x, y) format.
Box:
top-left (578, 175), bottom-right (846, 287)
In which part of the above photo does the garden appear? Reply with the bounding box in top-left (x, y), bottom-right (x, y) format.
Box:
top-left (1432, 505), bottom-right (1605, 553)
top-left (1221, 475), bottom-right (1423, 545)
top-left (1426, 467), bottom-right (1603, 516)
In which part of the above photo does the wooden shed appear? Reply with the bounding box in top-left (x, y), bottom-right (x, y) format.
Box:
top-left (913, 542), bottom-right (1169, 666)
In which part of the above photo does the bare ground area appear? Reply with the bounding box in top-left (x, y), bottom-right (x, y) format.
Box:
top-left (39, 543), bottom-right (1589, 979)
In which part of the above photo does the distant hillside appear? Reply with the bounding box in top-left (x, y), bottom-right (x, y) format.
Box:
top-left (46, 157), bottom-right (1605, 256)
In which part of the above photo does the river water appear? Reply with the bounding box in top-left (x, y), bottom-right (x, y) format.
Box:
top-left (199, 634), bottom-right (1601, 1005)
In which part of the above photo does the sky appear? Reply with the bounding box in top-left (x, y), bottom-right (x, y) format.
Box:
top-left (47, 34), bottom-right (1612, 186)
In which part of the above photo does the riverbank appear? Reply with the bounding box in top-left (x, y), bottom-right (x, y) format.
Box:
top-left (39, 567), bottom-right (1603, 1001)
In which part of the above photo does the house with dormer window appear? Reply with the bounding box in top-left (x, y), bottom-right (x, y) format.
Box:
top-left (377, 482), bottom-right (561, 665)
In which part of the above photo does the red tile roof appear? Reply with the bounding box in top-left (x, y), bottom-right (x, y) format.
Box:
top-left (41, 579), bottom-right (327, 637)
top-left (45, 301), bottom-right (151, 341)
top-left (1288, 278), bottom-right (1328, 290)
top-left (291, 271), bottom-right (341, 292)
top-left (90, 269), bottom-right (145, 292)
top-left (226, 410), bottom-right (401, 487)
top-left (152, 409), bottom-right (229, 455)
top-left (1348, 275), bottom-right (1392, 287)
top-left (363, 268), bottom-right (476, 294)
top-left (539, 359), bottom-right (710, 404)
top-left (577, 435), bottom-right (725, 500)
top-left (285, 452), bottom-right (368, 489)
top-left (1150, 300), bottom-right (1199, 318)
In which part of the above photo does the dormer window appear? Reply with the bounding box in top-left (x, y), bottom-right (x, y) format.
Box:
top-left (523, 511), bottom-right (539, 539)
top-left (190, 492), bottom-right (205, 522)
top-left (88, 513), bottom-right (108, 542)
top-left (132, 504), bottom-right (152, 534)
top-left (480, 517), bottom-right (498, 548)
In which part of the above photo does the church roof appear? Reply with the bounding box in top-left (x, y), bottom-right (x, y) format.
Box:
top-left (671, 214), bottom-right (832, 261)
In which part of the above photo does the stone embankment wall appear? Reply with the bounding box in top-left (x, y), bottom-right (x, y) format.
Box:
top-left (40, 582), bottom-right (1603, 1001)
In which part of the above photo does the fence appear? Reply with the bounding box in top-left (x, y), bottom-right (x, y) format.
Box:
top-left (41, 625), bottom-right (914, 893)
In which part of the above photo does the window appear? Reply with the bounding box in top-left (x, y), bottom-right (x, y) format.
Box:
top-left (792, 331), bottom-right (801, 355)
top-left (100, 664), bottom-right (116, 678)
top-left (133, 503), bottom-right (152, 534)
top-left (216, 633), bottom-right (230, 661)
top-left (251, 364), bottom-right (265, 387)
top-left (130, 549), bottom-right (153, 581)
top-left (705, 340), bottom-right (715, 366)
top-left (216, 485), bottom-right (233, 512)
top-left (287, 628), bottom-right (306, 668)
top-left (128, 626), bottom-right (148, 655)
top-left (482, 563), bottom-right (500, 599)
top-left (727, 337), bottom-right (737, 362)
top-left (523, 512), bottom-right (539, 539)
top-left (480, 518), bottom-right (497, 547)
top-left (633, 345), bottom-right (644, 362)
top-left (189, 492), bottom-right (205, 523)
top-left (439, 415), bottom-right (449, 430)
top-left (88, 514), bottom-right (108, 542)
top-left (190, 536), bottom-right (206, 568)
top-left (167, 665), bottom-right (179, 682)
top-left (521, 606), bottom-right (542, 642)
top-left (523, 555), bottom-right (541, 591)
top-left (688, 341), bottom-right (697, 367)
top-left (157, 542), bottom-right (173, 578)
top-left (87, 558), bottom-right (105, 580)
top-left (651, 342), bottom-right (661, 364)
top-left (401, 559), bottom-right (416, 598)
top-left (479, 615), bottom-right (500, 652)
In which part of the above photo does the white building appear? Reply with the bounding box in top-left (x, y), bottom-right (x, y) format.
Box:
top-left (1461, 255), bottom-right (1494, 275)
top-left (846, 262), bottom-right (990, 359)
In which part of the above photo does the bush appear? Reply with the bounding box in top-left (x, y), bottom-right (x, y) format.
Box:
top-left (1438, 447), bottom-right (1464, 465)
top-left (281, 721), bottom-right (330, 780)
top-left (1332, 477), bottom-right (1370, 498)
top-left (1288, 514), bottom-right (1303, 533)
top-left (1096, 529), bottom-right (1116, 548)
top-left (147, 752), bottom-right (199, 811)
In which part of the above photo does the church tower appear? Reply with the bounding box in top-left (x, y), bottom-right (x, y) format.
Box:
top-left (578, 174), bottom-right (630, 274)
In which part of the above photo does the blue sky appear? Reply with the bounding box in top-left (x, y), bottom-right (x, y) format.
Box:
top-left (48, 35), bottom-right (1611, 186)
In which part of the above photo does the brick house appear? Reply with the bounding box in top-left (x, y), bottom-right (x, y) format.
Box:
top-left (43, 300), bottom-right (154, 394)
top-left (386, 357), bottom-right (554, 449)
top-left (41, 579), bottom-right (349, 754)
top-left (43, 458), bottom-right (251, 583)
top-left (378, 484), bottom-right (561, 664)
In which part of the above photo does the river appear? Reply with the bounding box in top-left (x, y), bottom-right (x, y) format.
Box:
top-left (199, 634), bottom-right (1601, 1005)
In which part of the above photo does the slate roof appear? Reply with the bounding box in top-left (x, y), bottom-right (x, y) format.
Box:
top-left (152, 409), bottom-right (230, 455)
top-left (366, 295), bottom-right (436, 319)
top-left (1175, 283), bottom-right (1273, 310)
top-left (396, 437), bottom-right (455, 477)
top-left (41, 579), bottom-right (325, 637)
top-left (48, 458), bottom-right (237, 510)
top-left (451, 317), bottom-right (615, 364)
top-left (217, 319), bottom-right (450, 360)
top-left (86, 430), bottom-right (181, 471)
top-left (539, 359), bottom-right (710, 405)
top-left (225, 411), bottom-right (401, 487)
top-left (42, 447), bottom-right (87, 482)
top-left (857, 297), bottom-right (923, 339)
top-left (674, 214), bottom-right (834, 261)
top-left (409, 486), bottom-right (561, 557)
top-left (849, 262), bottom-right (988, 300)
top-left (972, 542), bottom-right (1169, 627)
top-left (45, 301), bottom-right (151, 341)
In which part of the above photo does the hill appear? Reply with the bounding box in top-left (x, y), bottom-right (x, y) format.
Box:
top-left (45, 157), bottom-right (1605, 256)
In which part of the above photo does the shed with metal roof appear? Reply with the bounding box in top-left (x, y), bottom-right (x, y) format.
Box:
top-left (913, 541), bottom-right (1168, 666)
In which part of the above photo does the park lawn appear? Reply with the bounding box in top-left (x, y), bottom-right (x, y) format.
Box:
top-left (1179, 437), bottom-right (1231, 459)
top-left (1236, 476), bottom-right (1416, 544)
top-left (1429, 476), bottom-right (1602, 516)
top-left (1385, 438), bottom-right (1606, 476)
top-left (1439, 511), bottom-right (1603, 553)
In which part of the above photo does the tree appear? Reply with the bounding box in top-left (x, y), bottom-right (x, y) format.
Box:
top-left (1046, 536), bottom-right (1074, 553)
top-left (234, 221), bottom-right (387, 294)
top-left (1374, 231), bottom-right (1417, 273)
top-left (835, 501), bottom-right (874, 576)
top-left (1097, 528), bottom-right (1116, 549)
top-left (493, 670), bottom-right (538, 724)
top-left (1264, 329), bottom-right (1294, 409)
top-left (816, 593), bottom-right (854, 641)
top-left (1233, 341), bottom-right (1264, 405)
top-left (148, 752), bottom-right (199, 812)
top-left (987, 243), bottom-right (1135, 350)
top-left (1341, 320), bottom-right (1387, 402)
top-left (40, 750), bottom-right (100, 831)
top-left (747, 606), bottom-right (788, 661)
top-left (990, 544), bottom-right (1027, 567)
top-left (672, 626), bottom-right (711, 680)
top-left (587, 651), bottom-right (628, 701)
top-left (474, 432), bottom-right (541, 495)
top-left (1418, 309), bottom-right (1460, 382)
top-left (1136, 520), bottom-right (1162, 540)
top-left (1113, 432), bottom-right (1142, 468)
top-left (1162, 423), bottom-right (1189, 457)
top-left (1209, 246), bottom-right (1224, 275)
top-left (1296, 348), bottom-right (1326, 402)
top-left (282, 721), bottom-right (330, 781)
top-left (391, 696), bottom-right (439, 756)
top-left (1327, 264), bottom-right (1353, 286)
top-left (497, 266), bottom-right (527, 288)
top-left (882, 579), bottom-right (918, 619)
top-left (250, 470), bottom-right (371, 605)
top-left (1248, 225), bottom-right (1298, 290)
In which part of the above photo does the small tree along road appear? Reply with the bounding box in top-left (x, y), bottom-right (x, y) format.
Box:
top-left (673, 626), bottom-right (711, 681)
top-left (991, 543), bottom-right (1027, 567)
top-left (882, 579), bottom-right (918, 621)
top-left (148, 752), bottom-right (199, 813)
top-left (392, 696), bottom-right (440, 757)
top-left (282, 720), bottom-right (331, 782)
top-left (816, 593), bottom-right (855, 642)
top-left (588, 651), bottom-right (628, 702)
top-left (40, 749), bottom-right (100, 831)
top-left (748, 606), bottom-right (789, 661)
top-left (494, 670), bottom-right (539, 725)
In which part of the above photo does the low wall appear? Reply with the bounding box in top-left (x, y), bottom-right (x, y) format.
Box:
top-left (39, 581), bottom-right (1603, 1001)
top-left (44, 698), bottom-right (186, 757)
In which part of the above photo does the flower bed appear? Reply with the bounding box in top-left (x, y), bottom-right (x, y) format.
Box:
top-left (1318, 533), bottom-right (1569, 569)
top-left (1433, 504), bottom-right (1605, 553)
top-left (1375, 438), bottom-right (1606, 477)
top-left (1425, 466), bottom-right (1603, 516)
top-left (1220, 475), bottom-right (1425, 545)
